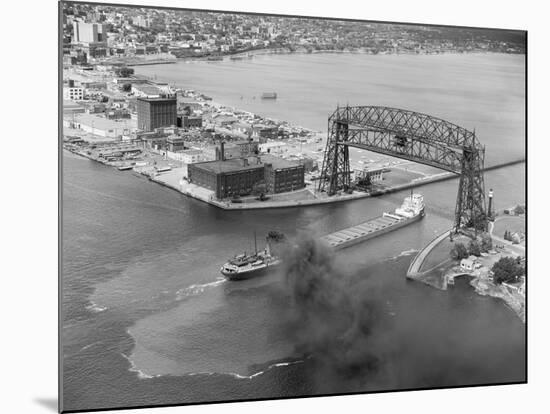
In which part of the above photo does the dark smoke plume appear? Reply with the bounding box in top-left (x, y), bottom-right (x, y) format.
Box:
top-left (280, 235), bottom-right (525, 392)
top-left (281, 235), bottom-right (389, 389)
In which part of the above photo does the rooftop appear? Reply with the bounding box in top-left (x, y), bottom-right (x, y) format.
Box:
top-left (181, 149), bottom-right (203, 155)
top-left (192, 157), bottom-right (264, 174)
top-left (262, 154), bottom-right (302, 170)
top-left (132, 84), bottom-right (162, 95)
top-left (69, 113), bottom-right (136, 131)
top-left (192, 154), bottom-right (301, 174)
top-left (137, 96), bottom-right (176, 102)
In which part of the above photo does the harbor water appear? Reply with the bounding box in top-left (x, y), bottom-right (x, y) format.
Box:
top-left (62, 53), bottom-right (526, 411)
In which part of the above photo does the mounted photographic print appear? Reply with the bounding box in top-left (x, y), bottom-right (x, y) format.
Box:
top-left (60, 1), bottom-right (527, 412)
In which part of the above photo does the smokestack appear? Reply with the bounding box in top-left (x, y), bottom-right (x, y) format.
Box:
top-left (220, 141), bottom-right (225, 161)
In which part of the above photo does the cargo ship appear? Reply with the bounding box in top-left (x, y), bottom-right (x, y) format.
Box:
top-left (220, 232), bottom-right (283, 280)
top-left (320, 192), bottom-right (425, 250)
top-left (220, 194), bottom-right (424, 280)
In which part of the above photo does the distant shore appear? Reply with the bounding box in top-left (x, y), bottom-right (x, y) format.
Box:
top-left (178, 48), bottom-right (525, 61)
top-left (111, 48), bottom-right (525, 67)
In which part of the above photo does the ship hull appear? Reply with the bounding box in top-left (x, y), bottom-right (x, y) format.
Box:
top-left (221, 262), bottom-right (280, 281)
top-left (323, 209), bottom-right (425, 251)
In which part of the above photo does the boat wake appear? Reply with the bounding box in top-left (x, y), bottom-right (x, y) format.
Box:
top-left (85, 301), bottom-right (107, 313)
top-left (121, 353), bottom-right (161, 380)
top-left (123, 355), bottom-right (305, 381)
top-left (229, 359), bottom-right (305, 379)
top-left (184, 359), bottom-right (306, 380)
top-left (175, 278), bottom-right (227, 300)
top-left (390, 248), bottom-right (419, 260)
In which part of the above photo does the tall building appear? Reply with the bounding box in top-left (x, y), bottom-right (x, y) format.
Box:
top-left (137, 97), bottom-right (177, 132)
top-left (73, 21), bottom-right (107, 44)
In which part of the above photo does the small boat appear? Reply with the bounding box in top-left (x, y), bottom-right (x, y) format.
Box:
top-left (261, 92), bottom-right (277, 99)
top-left (221, 231), bottom-right (284, 281)
top-left (117, 164), bottom-right (134, 171)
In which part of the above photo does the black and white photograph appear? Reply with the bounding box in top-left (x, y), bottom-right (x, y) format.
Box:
top-left (58, 1), bottom-right (529, 412)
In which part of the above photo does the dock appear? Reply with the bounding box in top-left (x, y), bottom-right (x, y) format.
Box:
top-left (320, 213), bottom-right (411, 251)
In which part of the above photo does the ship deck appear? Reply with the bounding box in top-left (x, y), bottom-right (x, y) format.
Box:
top-left (320, 214), bottom-right (406, 250)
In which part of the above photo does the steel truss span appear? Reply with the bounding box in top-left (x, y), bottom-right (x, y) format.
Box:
top-left (317, 106), bottom-right (487, 231)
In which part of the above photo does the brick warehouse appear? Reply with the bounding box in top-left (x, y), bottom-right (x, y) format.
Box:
top-left (188, 154), bottom-right (305, 199)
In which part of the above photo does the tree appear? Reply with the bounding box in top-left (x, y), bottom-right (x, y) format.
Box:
top-left (480, 233), bottom-right (493, 252)
top-left (513, 205), bottom-right (525, 215)
top-left (121, 83), bottom-right (132, 92)
top-left (468, 239), bottom-right (481, 256)
top-left (450, 242), bottom-right (469, 260)
top-left (115, 66), bottom-right (134, 78)
top-left (492, 257), bottom-right (525, 284)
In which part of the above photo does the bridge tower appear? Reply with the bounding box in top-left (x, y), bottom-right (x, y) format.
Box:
top-left (453, 136), bottom-right (487, 233)
top-left (317, 106), bottom-right (488, 232)
top-left (319, 116), bottom-right (351, 195)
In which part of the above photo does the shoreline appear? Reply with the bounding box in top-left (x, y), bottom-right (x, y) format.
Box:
top-left (69, 52), bottom-right (524, 211)
top-left (104, 48), bottom-right (526, 68)
top-left (407, 221), bottom-right (525, 322)
top-left (63, 145), bottom-right (525, 211)
top-left (147, 159), bottom-right (524, 210)
top-left (165, 48), bottom-right (524, 64)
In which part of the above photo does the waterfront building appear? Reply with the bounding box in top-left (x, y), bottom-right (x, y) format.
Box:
top-left (263, 154), bottom-right (305, 194)
top-left (460, 258), bottom-right (476, 272)
top-left (179, 149), bottom-right (204, 164)
top-left (354, 166), bottom-right (385, 186)
top-left (460, 255), bottom-right (482, 273)
top-left (137, 97), bottom-right (177, 132)
top-left (188, 152), bottom-right (305, 199)
top-left (188, 158), bottom-right (265, 199)
top-left (137, 133), bottom-right (168, 150)
top-left (179, 115), bottom-right (203, 129)
top-left (167, 135), bottom-right (186, 152)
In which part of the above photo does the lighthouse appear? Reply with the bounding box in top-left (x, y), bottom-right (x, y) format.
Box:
top-left (488, 188), bottom-right (494, 219)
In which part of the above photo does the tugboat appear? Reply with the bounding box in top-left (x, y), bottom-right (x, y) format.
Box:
top-left (220, 232), bottom-right (283, 280)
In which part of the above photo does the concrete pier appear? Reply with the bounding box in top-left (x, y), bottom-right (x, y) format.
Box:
top-left (407, 229), bottom-right (452, 277)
